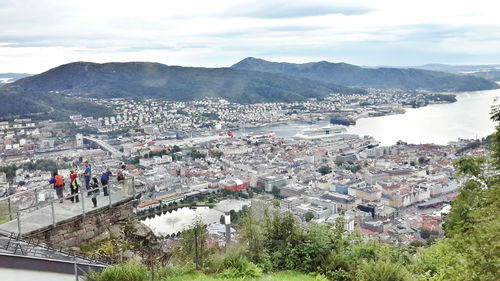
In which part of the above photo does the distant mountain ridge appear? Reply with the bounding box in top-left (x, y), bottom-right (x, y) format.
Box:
top-left (0, 61), bottom-right (365, 119)
top-left (408, 64), bottom-right (500, 81)
top-left (411, 64), bottom-right (500, 74)
top-left (231, 57), bottom-right (499, 92)
top-left (1, 58), bottom-right (499, 121)
top-left (5, 61), bottom-right (364, 101)
top-left (0, 73), bottom-right (33, 84)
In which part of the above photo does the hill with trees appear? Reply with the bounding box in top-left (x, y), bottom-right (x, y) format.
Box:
top-left (232, 57), bottom-right (500, 92)
top-left (0, 61), bottom-right (366, 119)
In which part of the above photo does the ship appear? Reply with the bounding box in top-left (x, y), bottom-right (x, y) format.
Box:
top-left (294, 125), bottom-right (347, 140)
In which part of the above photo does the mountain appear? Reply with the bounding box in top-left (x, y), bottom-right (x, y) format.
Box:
top-left (410, 64), bottom-right (500, 82)
top-left (469, 70), bottom-right (500, 81)
top-left (232, 58), bottom-right (499, 92)
top-left (411, 64), bottom-right (500, 74)
top-left (0, 61), bottom-right (365, 120)
top-left (0, 73), bottom-right (33, 84)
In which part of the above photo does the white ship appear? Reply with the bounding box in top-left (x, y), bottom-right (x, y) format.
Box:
top-left (294, 125), bottom-right (347, 140)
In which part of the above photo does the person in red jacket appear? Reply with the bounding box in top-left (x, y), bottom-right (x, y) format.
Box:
top-left (69, 170), bottom-right (80, 203)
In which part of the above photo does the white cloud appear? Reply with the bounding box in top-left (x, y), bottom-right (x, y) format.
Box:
top-left (0, 0), bottom-right (499, 72)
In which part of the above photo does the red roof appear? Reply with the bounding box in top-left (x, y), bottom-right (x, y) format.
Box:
top-left (138, 200), bottom-right (160, 208)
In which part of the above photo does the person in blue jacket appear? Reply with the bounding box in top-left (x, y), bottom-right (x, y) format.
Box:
top-left (100, 167), bottom-right (112, 196)
top-left (82, 160), bottom-right (92, 196)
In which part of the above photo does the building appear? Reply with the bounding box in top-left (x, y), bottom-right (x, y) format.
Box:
top-left (143, 125), bottom-right (158, 135)
top-left (76, 133), bottom-right (83, 148)
top-left (349, 186), bottom-right (381, 202)
top-left (280, 196), bottom-right (305, 211)
top-left (256, 176), bottom-right (286, 192)
top-left (335, 153), bottom-right (357, 163)
top-left (320, 191), bottom-right (361, 211)
top-left (363, 172), bottom-right (389, 185)
top-left (280, 184), bottom-right (306, 198)
top-left (222, 178), bottom-right (249, 192)
top-left (296, 203), bottom-right (331, 219)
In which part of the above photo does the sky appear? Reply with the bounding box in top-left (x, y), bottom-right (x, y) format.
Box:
top-left (0, 0), bottom-right (499, 73)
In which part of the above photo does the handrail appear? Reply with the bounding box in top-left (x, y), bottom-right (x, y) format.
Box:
top-left (0, 177), bottom-right (137, 231)
top-left (0, 183), bottom-right (53, 203)
top-left (0, 228), bottom-right (108, 267)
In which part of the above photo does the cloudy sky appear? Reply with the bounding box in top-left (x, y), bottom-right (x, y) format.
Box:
top-left (0, 0), bottom-right (499, 73)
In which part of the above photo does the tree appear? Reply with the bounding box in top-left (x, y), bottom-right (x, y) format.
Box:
top-left (318, 165), bottom-right (332, 175)
top-left (271, 185), bottom-right (280, 197)
top-left (439, 106), bottom-right (500, 280)
top-left (238, 214), bottom-right (264, 259)
top-left (418, 156), bottom-right (426, 165)
top-left (304, 211), bottom-right (314, 222)
top-left (180, 218), bottom-right (210, 270)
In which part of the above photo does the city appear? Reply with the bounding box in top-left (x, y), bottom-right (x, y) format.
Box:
top-left (0, 0), bottom-right (499, 280)
top-left (0, 92), bottom-right (486, 245)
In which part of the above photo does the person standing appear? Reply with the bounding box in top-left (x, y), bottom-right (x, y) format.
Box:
top-left (49, 171), bottom-right (65, 203)
top-left (117, 164), bottom-right (129, 195)
top-left (69, 170), bottom-right (80, 203)
top-left (100, 167), bottom-right (112, 196)
top-left (83, 161), bottom-right (92, 196)
top-left (90, 177), bottom-right (99, 208)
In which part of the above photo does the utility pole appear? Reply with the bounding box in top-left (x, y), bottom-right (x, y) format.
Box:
top-left (194, 228), bottom-right (199, 270)
top-left (225, 211), bottom-right (231, 251)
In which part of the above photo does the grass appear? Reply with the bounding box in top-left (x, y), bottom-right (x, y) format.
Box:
top-left (160, 271), bottom-right (320, 281)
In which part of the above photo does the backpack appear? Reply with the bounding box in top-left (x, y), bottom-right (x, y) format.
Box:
top-left (117, 172), bottom-right (124, 181)
top-left (72, 178), bottom-right (81, 190)
top-left (55, 175), bottom-right (64, 186)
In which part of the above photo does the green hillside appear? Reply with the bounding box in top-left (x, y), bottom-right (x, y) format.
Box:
top-left (4, 61), bottom-right (365, 102)
top-left (232, 57), bottom-right (500, 91)
top-left (0, 61), bottom-right (367, 119)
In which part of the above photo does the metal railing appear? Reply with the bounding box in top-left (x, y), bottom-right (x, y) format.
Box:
top-left (0, 228), bottom-right (108, 279)
top-left (0, 176), bottom-right (136, 236)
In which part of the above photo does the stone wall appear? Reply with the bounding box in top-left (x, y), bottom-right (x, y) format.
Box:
top-left (27, 200), bottom-right (133, 247)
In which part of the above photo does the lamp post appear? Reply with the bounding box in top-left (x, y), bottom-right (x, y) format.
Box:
top-left (224, 211), bottom-right (231, 248)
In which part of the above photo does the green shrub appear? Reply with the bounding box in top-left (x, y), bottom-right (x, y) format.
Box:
top-left (87, 263), bottom-right (147, 281)
top-left (155, 265), bottom-right (191, 280)
top-left (357, 260), bottom-right (411, 281)
top-left (218, 253), bottom-right (262, 278)
top-left (325, 268), bottom-right (352, 281)
top-left (254, 253), bottom-right (272, 273)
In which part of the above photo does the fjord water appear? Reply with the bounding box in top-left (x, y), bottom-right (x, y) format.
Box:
top-left (347, 89), bottom-right (500, 146)
top-left (239, 88), bottom-right (499, 146)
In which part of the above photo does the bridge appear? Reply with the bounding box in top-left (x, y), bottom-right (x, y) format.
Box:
top-left (0, 178), bottom-right (136, 247)
top-left (83, 136), bottom-right (123, 158)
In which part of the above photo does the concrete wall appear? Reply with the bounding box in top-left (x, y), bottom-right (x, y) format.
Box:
top-left (27, 200), bottom-right (133, 248)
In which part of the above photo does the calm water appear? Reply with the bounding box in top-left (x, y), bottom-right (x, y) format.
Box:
top-left (237, 89), bottom-right (500, 146)
top-left (142, 199), bottom-right (249, 236)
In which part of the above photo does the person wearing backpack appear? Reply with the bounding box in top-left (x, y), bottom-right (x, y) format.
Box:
top-left (69, 170), bottom-right (80, 203)
top-left (49, 171), bottom-right (65, 203)
top-left (118, 164), bottom-right (129, 194)
top-left (117, 165), bottom-right (126, 182)
top-left (101, 167), bottom-right (112, 196)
